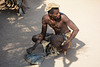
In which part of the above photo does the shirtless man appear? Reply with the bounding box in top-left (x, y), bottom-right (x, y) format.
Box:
top-left (27, 3), bottom-right (79, 54)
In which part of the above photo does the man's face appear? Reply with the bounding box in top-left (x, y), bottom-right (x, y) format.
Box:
top-left (49, 9), bottom-right (61, 20)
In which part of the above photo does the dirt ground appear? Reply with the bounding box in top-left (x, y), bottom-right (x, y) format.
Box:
top-left (0, 0), bottom-right (100, 67)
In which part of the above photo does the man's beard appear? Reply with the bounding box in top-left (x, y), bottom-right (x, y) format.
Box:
top-left (54, 15), bottom-right (61, 22)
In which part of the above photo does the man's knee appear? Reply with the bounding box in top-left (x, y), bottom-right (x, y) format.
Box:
top-left (32, 34), bottom-right (40, 42)
top-left (50, 35), bottom-right (64, 43)
top-left (50, 35), bottom-right (64, 48)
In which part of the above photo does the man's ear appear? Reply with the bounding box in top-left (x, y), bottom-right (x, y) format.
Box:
top-left (48, 13), bottom-right (52, 16)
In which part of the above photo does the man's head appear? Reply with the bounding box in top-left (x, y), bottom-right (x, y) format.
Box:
top-left (48, 8), bottom-right (59, 14)
top-left (45, 3), bottom-right (61, 21)
top-left (48, 8), bottom-right (61, 21)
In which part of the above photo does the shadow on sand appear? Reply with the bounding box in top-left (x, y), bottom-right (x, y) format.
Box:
top-left (62, 38), bottom-right (86, 67)
top-left (40, 38), bottom-right (86, 67)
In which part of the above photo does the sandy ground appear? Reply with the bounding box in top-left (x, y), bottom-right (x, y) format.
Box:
top-left (0, 0), bottom-right (100, 67)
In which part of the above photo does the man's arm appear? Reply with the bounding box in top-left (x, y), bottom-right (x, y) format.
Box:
top-left (26, 16), bottom-right (48, 54)
top-left (40, 15), bottom-right (48, 41)
top-left (30, 15), bottom-right (47, 50)
top-left (62, 14), bottom-right (79, 44)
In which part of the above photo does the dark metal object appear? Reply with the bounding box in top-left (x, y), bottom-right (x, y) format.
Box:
top-left (24, 54), bottom-right (44, 65)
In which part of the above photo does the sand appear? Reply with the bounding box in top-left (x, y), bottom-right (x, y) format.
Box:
top-left (0, 0), bottom-right (100, 67)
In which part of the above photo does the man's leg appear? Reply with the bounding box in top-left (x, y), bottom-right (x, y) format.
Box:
top-left (26, 34), bottom-right (42, 54)
top-left (61, 32), bottom-right (72, 55)
top-left (50, 35), bottom-right (64, 50)
top-left (22, 0), bottom-right (29, 8)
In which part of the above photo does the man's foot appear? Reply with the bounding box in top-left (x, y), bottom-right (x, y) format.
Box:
top-left (26, 47), bottom-right (33, 54)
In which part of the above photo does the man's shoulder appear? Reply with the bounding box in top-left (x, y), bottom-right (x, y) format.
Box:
top-left (60, 12), bottom-right (69, 20)
top-left (42, 14), bottom-right (49, 20)
top-left (60, 12), bottom-right (67, 18)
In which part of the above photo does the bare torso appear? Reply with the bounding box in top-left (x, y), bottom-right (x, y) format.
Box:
top-left (45, 13), bottom-right (70, 35)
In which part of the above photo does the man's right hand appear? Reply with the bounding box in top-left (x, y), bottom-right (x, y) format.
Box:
top-left (61, 44), bottom-right (69, 52)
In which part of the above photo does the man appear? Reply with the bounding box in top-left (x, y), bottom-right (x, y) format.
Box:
top-left (27, 3), bottom-right (79, 54)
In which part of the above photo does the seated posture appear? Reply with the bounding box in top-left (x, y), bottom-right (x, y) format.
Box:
top-left (27, 3), bottom-right (79, 54)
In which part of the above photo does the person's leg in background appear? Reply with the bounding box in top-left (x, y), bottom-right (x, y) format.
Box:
top-left (22, 0), bottom-right (29, 9)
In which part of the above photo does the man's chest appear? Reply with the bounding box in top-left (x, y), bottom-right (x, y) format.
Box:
top-left (48, 20), bottom-right (64, 29)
